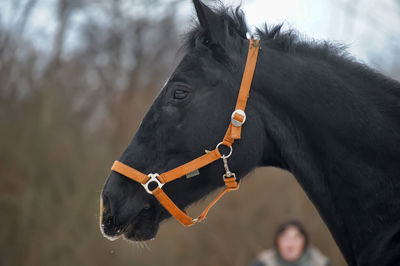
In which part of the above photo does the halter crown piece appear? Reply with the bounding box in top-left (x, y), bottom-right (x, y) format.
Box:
top-left (111, 39), bottom-right (260, 226)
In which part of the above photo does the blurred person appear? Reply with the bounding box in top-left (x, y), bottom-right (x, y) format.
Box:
top-left (251, 220), bottom-right (331, 266)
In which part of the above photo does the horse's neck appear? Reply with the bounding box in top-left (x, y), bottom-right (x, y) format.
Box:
top-left (252, 51), bottom-right (400, 266)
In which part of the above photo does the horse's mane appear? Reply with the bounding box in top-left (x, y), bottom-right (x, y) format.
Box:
top-left (184, 4), bottom-right (349, 62)
top-left (183, 3), bottom-right (400, 91)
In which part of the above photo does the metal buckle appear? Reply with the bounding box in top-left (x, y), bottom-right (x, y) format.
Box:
top-left (142, 173), bottom-right (163, 194)
top-left (231, 109), bottom-right (246, 127)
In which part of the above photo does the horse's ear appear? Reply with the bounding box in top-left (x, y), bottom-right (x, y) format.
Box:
top-left (192, 0), bottom-right (221, 43)
top-left (193, 0), bottom-right (211, 32)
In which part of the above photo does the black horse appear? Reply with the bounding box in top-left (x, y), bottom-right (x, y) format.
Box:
top-left (100, 1), bottom-right (400, 265)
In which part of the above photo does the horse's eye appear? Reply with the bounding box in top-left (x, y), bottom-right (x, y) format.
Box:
top-left (173, 89), bottom-right (188, 100)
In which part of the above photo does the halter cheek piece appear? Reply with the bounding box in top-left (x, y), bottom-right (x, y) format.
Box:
top-left (111, 39), bottom-right (260, 226)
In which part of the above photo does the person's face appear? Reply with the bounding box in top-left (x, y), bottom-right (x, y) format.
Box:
top-left (277, 226), bottom-right (306, 261)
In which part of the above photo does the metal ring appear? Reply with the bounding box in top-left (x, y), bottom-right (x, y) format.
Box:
top-left (216, 142), bottom-right (233, 159)
top-left (142, 173), bottom-right (163, 194)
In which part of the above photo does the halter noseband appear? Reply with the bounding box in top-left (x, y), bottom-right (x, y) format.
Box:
top-left (110, 39), bottom-right (260, 226)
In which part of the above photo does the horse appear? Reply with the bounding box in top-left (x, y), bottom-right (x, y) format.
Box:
top-left (99, 1), bottom-right (400, 265)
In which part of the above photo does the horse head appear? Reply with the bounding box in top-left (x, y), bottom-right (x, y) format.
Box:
top-left (100, 0), bottom-right (271, 241)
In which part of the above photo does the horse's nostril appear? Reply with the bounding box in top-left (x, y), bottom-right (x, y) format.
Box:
top-left (105, 215), bottom-right (115, 227)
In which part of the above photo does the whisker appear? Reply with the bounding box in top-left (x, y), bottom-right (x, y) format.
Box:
top-left (143, 241), bottom-right (152, 251)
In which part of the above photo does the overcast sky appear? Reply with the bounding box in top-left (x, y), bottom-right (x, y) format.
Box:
top-left (1, 0), bottom-right (399, 75)
top-left (243, 0), bottom-right (400, 74)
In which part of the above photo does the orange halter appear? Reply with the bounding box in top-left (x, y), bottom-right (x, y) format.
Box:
top-left (111, 38), bottom-right (260, 226)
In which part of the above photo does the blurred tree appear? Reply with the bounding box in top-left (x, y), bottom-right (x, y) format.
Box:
top-left (0, 1), bottom-right (182, 265)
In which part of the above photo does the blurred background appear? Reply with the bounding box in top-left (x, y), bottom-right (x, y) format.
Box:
top-left (0, 0), bottom-right (399, 265)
